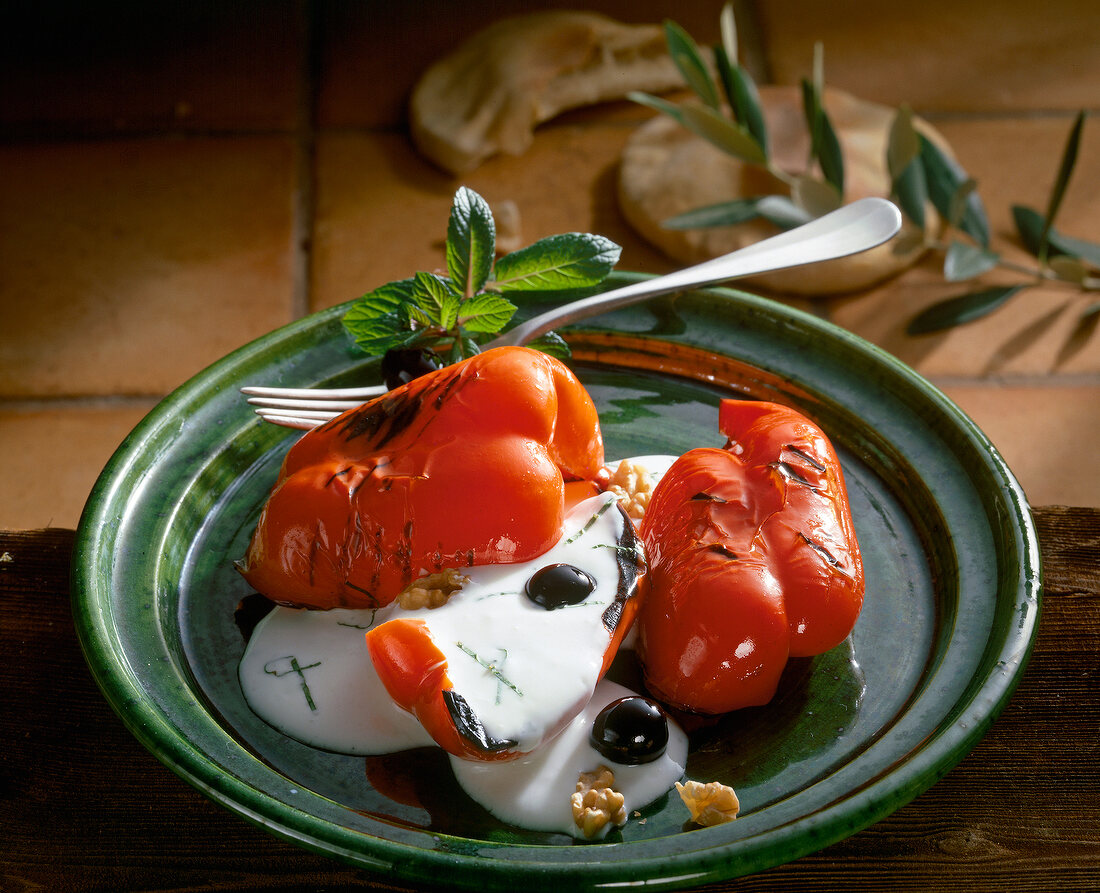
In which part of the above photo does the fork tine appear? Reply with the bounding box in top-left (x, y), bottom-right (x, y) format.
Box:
top-left (255, 407), bottom-right (340, 422)
top-left (240, 384), bottom-right (386, 400)
top-left (246, 396), bottom-right (364, 411)
top-left (256, 413), bottom-right (327, 430)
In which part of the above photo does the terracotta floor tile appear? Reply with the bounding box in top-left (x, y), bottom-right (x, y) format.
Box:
top-left (826, 116), bottom-right (1100, 378)
top-left (0, 403), bottom-right (154, 530)
top-left (0, 137), bottom-right (299, 397)
top-left (755, 0), bottom-right (1100, 113)
top-left (311, 123), bottom-right (688, 314)
top-left (938, 383), bottom-right (1100, 508)
top-left (1, 2), bottom-right (304, 136)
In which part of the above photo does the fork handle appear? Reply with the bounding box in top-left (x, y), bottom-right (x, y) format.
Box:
top-left (490, 197), bottom-right (902, 349)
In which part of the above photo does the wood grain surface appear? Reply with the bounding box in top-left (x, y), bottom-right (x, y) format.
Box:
top-left (2, 507), bottom-right (1097, 892)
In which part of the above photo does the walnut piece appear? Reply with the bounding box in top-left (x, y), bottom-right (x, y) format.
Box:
top-left (571, 766), bottom-right (628, 839)
top-left (606, 459), bottom-right (654, 523)
top-left (409, 11), bottom-right (682, 174)
top-left (675, 780), bottom-right (740, 826)
top-left (396, 568), bottom-right (469, 610)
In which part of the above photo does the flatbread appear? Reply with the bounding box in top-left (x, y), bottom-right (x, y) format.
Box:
top-left (618, 86), bottom-right (942, 295)
top-left (410, 11), bottom-right (683, 175)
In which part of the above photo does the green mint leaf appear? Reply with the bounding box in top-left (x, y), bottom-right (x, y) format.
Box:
top-left (412, 271), bottom-right (462, 329)
top-left (493, 233), bottom-right (621, 292)
top-left (943, 240), bottom-right (1000, 281)
top-left (458, 293), bottom-right (517, 333)
top-left (525, 330), bottom-right (570, 358)
top-left (664, 19), bottom-right (720, 109)
top-left (907, 285), bottom-right (1026, 335)
top-left (342, 278), bottom-right (418, 352)
top-left (1038, 110), bottom-right (1086, 263)
top-left (446, 186), bottom-right (496, 297)
top-left (918, 134), bottom-right (990, 248)
top-left (714, 46), bottom-right (769, 156)
top-left (447, 334), bottom-right (481, 364)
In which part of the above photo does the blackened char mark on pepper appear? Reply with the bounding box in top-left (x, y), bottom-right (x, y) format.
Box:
top-left (770, 460), bottom-right (816, 489)
top-left (690, 491), bottom-right (727, 503)
top-left (707, 543), bottom-right (739, 560)
top-left (602, 503), bottom-right (642, 633)
top-left (799, 531), bottom-right (842, 568)
top-left (784, 443), bottom-right (827, 473)
top-left (441, 690), bottom-right (518, 753)
top-left (330, 369), bottom-right (469, 446)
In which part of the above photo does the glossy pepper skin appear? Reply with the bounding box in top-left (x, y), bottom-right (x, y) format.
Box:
top-left (637, 399), bottom-right (864, 714)
top-left (238, 347), bottom-right (604, 609)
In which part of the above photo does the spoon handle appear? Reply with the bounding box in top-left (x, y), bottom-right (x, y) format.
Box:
top-left (492, 197), bottom-right (902, 348)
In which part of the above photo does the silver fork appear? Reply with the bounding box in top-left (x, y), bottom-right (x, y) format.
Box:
top-left (244, 197), bottom-right (902, 429)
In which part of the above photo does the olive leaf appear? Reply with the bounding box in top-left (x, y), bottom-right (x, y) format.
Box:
top-left (800, 43), bottom-right (844, 195)
top-left (792, 173), bottom-right (842, 217)
top-left (886, 106), bottom-right (928, 229)
top-left (1048, 255), bottom-right (1090, 285)
top-left (629, 91), bottom-right (767, 164)
top-left (715, 46), bottom-right (769, 156)
top-left (917, 135), bottom-right (990, 248)
top-left (664, 19), bottom-right (721, 109)
top-left (661, 195), bottom-right (812, 231)
top-left (1012, 205), bottom-right (1100, 268)
top-left (1037, 109), bottom-right (1086, 264)
top-left (907, 285), bottom-right (1026, 334)
top-left (943, 241), bottom-right (1000, 282)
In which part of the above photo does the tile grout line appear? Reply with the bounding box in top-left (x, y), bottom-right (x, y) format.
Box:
top-left (289, 0), bottom-right (318, 323)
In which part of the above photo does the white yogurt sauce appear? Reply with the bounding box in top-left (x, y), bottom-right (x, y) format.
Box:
top-left (451, 678), bottom-right (687, 838)
top-left (239, 461), bottom-right (683, 837)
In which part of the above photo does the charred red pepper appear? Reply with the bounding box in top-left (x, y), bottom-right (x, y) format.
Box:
top-left (637, 399), bottom-right (864, 714)
top-left (364, 617), bottom-right (522, 761)
top-left (238, 347), bottom-right (604, 609)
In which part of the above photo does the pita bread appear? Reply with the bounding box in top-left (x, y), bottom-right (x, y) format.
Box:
top-left (618, 86), bottom-right (944, 295)
top-left (410, 11), bottom-right (682, 175)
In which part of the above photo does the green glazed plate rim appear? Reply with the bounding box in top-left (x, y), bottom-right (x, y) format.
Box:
top-left (71, 274), bottom-right (1041, 890)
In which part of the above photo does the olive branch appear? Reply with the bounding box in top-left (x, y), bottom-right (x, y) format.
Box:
top-left (630, 3), bottom-right (1099, 344)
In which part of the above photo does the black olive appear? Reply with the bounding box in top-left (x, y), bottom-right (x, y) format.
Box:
top-left (524, 563), bottom-right (596, 610)
top-left (381, 347), bottom-right (444, 390)
top-left (589, 697), bottom-right (669, 765)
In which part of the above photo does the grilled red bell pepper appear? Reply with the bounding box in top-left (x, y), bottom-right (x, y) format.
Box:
top-left (238, 346), bottom-right (604, 609)
top-left (637, 399), bottom-right (864, 714)
top-left (364, 617), bottom-right (521, 761)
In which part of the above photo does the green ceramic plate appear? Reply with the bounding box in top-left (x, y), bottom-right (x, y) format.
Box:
top-left (72, 275), bottom-right (1041, 890)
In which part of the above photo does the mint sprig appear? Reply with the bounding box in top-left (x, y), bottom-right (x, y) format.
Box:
top-left (342, 187), bottom-right (621, 363)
